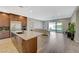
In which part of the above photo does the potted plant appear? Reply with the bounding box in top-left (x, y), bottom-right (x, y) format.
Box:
top-left (70, 23), bottom-right (75, 40)
top-left (67, 23), bottom-right (75, 40)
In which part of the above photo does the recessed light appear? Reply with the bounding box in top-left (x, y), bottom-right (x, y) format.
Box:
top-left (2, 13), bottom-right (7, 16)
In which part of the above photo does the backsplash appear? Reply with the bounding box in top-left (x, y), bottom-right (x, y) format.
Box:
top-left (0, 26), bottom-right (9, 31)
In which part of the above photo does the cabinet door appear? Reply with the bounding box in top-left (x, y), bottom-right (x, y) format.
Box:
top-left (18, 16), bottom-right (27, 26)
top-left (16, 36), bottom-right (22, 52)
top-left (9, 14), bottom-right (19, 21)
top-left (22, 37), bottom-right (37, 53)
top-left (2, 31), bottom-right (10, 38)
top-left (0, 31), bottom-right (10, 39)
top-left (0, 13), bottom-right (9, 27)
top-left (0, 33), bottom-right (3, 39)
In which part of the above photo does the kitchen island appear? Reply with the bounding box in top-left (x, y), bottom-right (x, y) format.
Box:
top-left (11, 31), bottom-right (42, 53)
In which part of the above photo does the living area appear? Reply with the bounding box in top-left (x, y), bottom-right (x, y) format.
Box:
top-left (0, 6), bottom-right (79, 53)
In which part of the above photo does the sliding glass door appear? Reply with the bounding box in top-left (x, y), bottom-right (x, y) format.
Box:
top-left (49, 22), bottom-right (56, 31)
top-left (49, 22), bottom-right (63, 32)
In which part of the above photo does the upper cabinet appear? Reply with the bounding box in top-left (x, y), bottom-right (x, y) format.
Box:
top-left (18, 16), bottom-right (27, 26)
top-left (9, 14), bottom-right (19, 21)
top-left (0, 12), bottom-right (27, 30)
top-left (0, 12), bottom-right (27, 39)
top-left (18, 16), bottom-right (27, 30)
top-left (0, 13), bottom-right (9, 27)
top-left (9, 13), bottom-right (27, 30)
top-left (0, 12), bottom-right (10, 38)
top-left (9, 14), bottom-right (27, 25)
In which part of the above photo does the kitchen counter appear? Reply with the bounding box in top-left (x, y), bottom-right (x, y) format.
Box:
top-left (11, 30), bottom-right (42, 53)
top-left (12, 31), bottom-right (42, 40)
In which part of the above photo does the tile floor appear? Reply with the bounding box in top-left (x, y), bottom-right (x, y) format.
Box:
top-left (0, 32), bottom-right (79, 53)
top-left (0, 38), bottom-right (18, 53)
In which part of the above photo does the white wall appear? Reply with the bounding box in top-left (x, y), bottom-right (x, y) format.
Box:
top-left (70, 7), bottom-right (79, 42)
top-left (74, 8), bottom-right (79, 42)
top-left (27, 18), bottom-right (43, 31)
top-left (71, 12), bottom-right (76, 23)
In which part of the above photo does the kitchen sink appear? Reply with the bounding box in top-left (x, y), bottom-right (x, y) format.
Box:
top-left (16, 32), bottom-right (23, 34)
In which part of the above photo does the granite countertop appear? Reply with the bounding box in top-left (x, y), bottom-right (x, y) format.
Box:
top-left (11, 31), bottom-right (42, 40)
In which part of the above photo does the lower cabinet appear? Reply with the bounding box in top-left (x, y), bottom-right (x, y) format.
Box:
top-left (11, 33), bottom-right (37, 53)
top-left (0, 31), bottom-right (10, 39)
top-left (22, 37), bottom-right (37, 53)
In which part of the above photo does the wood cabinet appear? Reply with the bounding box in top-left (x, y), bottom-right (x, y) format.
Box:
top-left (22, 37), bottom-right (37, 53)
top-left (11, 33), bottom-right (37, 53)
top-left (18, 16), bottom-right (27, 30)
top-left (18, 16), bottom-right (27, 26)
top-left (0, 13), bottom-right (10, 39)
top-left (9, 14), bottom-right (27, 30)
top-left (0, 12), bottom-right (27, 39)
top-left (11, 33), bottom-right (22, 52)
top-left (9, 14), bottom-right (19, 21)
top-left (0, 13), bottom-right (9, 27)
top-left (0, 31), bottom-right (10, 39)
top-left (9, 14), bottom-right (27, 26)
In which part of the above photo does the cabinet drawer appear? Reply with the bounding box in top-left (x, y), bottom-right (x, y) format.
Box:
top-left (0, 31), bottom-right (10, 39)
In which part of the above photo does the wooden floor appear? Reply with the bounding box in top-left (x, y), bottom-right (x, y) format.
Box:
top-left (39, 32), bottom-right (79, 53)
top-left (0, 32), bottom-right (79, 53)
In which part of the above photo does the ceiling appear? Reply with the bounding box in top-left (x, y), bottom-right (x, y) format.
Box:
top-left (0, 6), bottom-right (77, 21)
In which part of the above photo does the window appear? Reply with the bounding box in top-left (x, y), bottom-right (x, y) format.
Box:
top-left (49, 22), bottom-right (63, 32)
top-left (49, 22), bottom-right (56, 31)
top-left (56, 22), bottom-right (63, 32)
